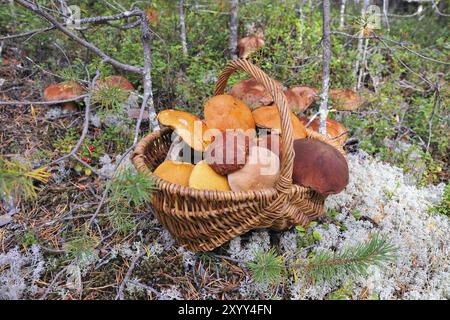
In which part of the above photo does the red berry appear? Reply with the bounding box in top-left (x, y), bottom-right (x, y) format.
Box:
top-left (88, 145), bottom-right (95, 151)
top-left (81, 157), bottom-right (88, 162)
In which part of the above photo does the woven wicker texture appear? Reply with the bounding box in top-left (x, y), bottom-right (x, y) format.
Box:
top-left (131, 59), bottom-right (346, 252)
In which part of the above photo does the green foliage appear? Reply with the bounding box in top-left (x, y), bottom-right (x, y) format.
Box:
top-left (104, 167), bottom-right (156, 233)
top-left (92, 85), bottom-right (130, 115)
top-left (328, 283), bottom-right (354, 300)
top-left (64, 231), bottom-right (98, 265)
top-left (247, 248), bottom-right (284, 285)
top-left (295, 221), bottom-right (321, 247)
top-left (429, 184), bottom-right (450, 217)
top-left (108, 167), bottom-right (156, 206)
top-left (305, 234), bottom-right (397, 282)
top-left (0, 157), bottom-right (50, 200)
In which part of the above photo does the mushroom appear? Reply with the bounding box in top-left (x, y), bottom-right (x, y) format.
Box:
top-left (204, 94), bottom-right (256, 132)
top-left (329, 89), bottom-right (363, 111)
top-left (43, 81), bottom-right (85, 111)
top-left (256, 133), bottom-right (281, 158)
top-left (238, 35), bottom-right (265, 59)
top-left (96, 75), bottom-right (134, 92)
top-left (189, 160), bottom-right (231, 191)
top-left (146, 7), bottom-right (159, 26)
top-left (284, 86), bottom-right (318, 113)
top-left (157, 109), bottom-right (212, 152)
top-left (229, 78), bottom-right (283, 109)
top-left (204, 130), bottom-right (251, 175)
top-left (298, 116), bottom-right (348, 145)
top-left (227, 146), bottom-right (280, 192)
top-left (292, 139), bottom-right (349, 195)
top-left (252, 105), bottom-right (307, 140)
top-left (153, 160), bottom-right (194, 186)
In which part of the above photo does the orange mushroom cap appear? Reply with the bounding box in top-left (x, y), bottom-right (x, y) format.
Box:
top-left (329, 88), bottom-right (363, 111)
top-left (285, 86), bottom-right (318, 113)
top-left (252, 105), bottom-right (307, 140)
top-left (43, 81), bottom-right (85, 102)
top-left (157, 109), bottom-right (212, 152)
top-left (238, 36), bottom-right (265, 59)
top-left (96, 75), bottom-right (134, 91)
top-left (292, 139), bottom-right (349, 195)
top-left (229, 78), bottom-right (283, 109)
top-left (204, 94), bottom-right (256, 132)
top-left (146, 7), bottom-right (159, 26)
top-left (298, 116), bottom-right (348, 145)
top-left (153, 160), bottom-right (194, 186)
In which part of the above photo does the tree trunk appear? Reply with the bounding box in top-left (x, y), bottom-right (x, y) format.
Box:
top-left (319, 0), bottom-right (331, 135)
top-left (179, 0), bottom-right (188, 56)
top-left (354, 0), bottom-right (369, 89)
top-left (339, 0), bottom-right (346, 29)
top-left (229, 0), bottom-right (238, 60)
top-left (383, 0), bottom-right (390, 32)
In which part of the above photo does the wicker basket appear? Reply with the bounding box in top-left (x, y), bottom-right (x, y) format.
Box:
top-left (131, 59), bottom-right (346, 252)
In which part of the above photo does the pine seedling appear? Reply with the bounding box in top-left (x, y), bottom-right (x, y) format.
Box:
top-left (0, 157), bottom-right (51, 200)
top-left (304, 234), bottom-right (397, 282)
top-left (248, 248), bottom-right (284, 285)
top-left (108, 167), bottom-right (157, 206)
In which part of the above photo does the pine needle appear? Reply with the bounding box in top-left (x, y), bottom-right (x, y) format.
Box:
top-left (303, 234), bottom-right (397, 282)
top-left (0, 157), bottom-right (51, 200)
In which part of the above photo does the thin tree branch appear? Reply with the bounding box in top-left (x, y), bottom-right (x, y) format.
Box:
top-left (14, 0), bottom-right (143, 74)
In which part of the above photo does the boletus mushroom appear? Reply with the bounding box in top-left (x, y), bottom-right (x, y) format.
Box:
top-left (157, 109), bottom-right (212, 152)
top-left (238, 35), bottom-right (265, 59)
top-left (96, 75), bottom-right (134, 92)
top-left (189, 160), bottom-right (231, 191)
top-left (298, 117), bottom-right (348, 145)
top-left (252, 105), bottom-right (307, 140)
top-left (153, 160), bottom-right (194, 186)
top-left (43, 81), bottom-right (85, 111)
top-left (204, 94), bottom-right (256, 132)
top-left (204, 130), bottom-right (251, 175)
top-left (255, 133), bottom-right (281, 158)
top-left (284, 86), bottom-right (318, 113)
top-left (329, 89), bottom-right (363, 111)
top-left (229, 78), bottom-right (283, 109)
top-left (292, 139), bottom-right (349, 195)
top-left (227, 146), bottom-right (280, 192)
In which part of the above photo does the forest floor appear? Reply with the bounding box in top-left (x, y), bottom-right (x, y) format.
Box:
top-left (0, 46), bottom-right (449, 300)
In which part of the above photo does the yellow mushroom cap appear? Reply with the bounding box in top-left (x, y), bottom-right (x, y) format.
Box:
top-left (153, 160), bottom-right (194, 186)
top-left (157, 109), bottom-right (212, 152)
top-left (188, 161), bottom-right (231, 191)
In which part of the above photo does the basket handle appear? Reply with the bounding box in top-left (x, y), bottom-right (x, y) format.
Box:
top-left (214, 59), bottom-right (296, 194)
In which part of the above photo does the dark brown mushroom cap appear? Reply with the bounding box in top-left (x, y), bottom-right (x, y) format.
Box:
top-left (43, 81), bottom-right (85, 102)
top-left (205, 130), bottom-right (251, 175)
top-left (293, 139), bottom-right (349, 195)
top-left (285, 86), bottom-right (318, 113)
top-left (229, 78), bottom-right (283, 109)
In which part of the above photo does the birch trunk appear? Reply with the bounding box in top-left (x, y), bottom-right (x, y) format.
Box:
top-left (179, 0), bottom-right (188, 56)
top-left (319, 0), bottom-right (331, 135)
top-left (339, 0), bottom-right (346, 29)
top-left (229, 0), bottom-right (238, 60)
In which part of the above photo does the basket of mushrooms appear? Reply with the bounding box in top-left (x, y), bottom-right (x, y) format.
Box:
top-left (131, 59), bottom-right (350, 252)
